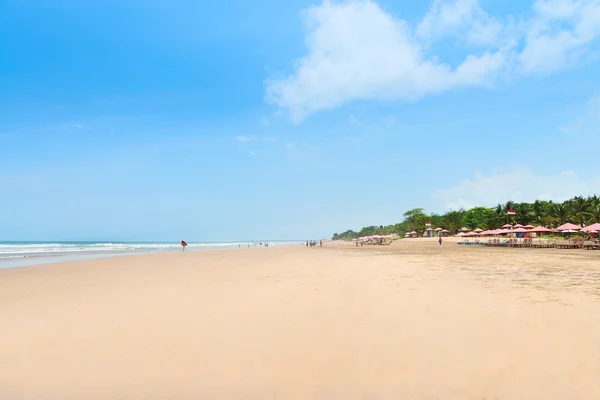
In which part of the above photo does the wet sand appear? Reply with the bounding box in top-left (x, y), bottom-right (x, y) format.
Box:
top-left (1, 239), bottom-right (600, 399)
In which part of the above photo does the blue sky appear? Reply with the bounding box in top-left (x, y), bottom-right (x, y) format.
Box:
top-left (1, 0), bottom-right (600, 241)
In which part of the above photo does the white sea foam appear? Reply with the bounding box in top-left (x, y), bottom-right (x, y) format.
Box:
top-left (0, 241), bottom-right (301, 263)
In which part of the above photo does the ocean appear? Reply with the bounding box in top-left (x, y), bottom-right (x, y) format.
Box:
top-left (0, 241), bottom-right (301, 269)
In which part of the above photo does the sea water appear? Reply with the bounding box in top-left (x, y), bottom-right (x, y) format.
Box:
top-left (0, 241), bottom-right (301, 269)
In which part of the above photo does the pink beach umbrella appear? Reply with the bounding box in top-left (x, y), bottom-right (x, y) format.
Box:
top-left (530, 226), bottom-right (553, 234)
top-left (530, 226), bottom-right (553, 243)
top-left (514, 224), bottom-right (524, 228)
top-left (524, 224), bottom-right (535, 229)
top-left (581, 223), bottom-right (600, 232)
top-left (510, 227), bottom-right (530, 238)
top-left (555, 223), bottom-right (581, 231)
top-left (512, 227), bottom-right (529, 233)
top-left (501, 224), bottom-right (513, 228)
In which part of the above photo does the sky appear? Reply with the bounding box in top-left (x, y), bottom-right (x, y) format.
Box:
top-left (1, 0), bottom-right (600, 241)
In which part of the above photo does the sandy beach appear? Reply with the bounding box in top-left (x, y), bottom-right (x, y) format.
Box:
top-left (2, 239), bottom-right (600, 399)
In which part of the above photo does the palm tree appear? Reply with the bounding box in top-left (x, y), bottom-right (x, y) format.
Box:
top-left (515, 203), bottom-right (533, 225)
top-left (532, 200), bottom-right (546, 225)
top-left (551, 203), bottom-right (571, 226)
top-left (494, 203), bottom-right (505, 226)
top-left (588, 197), bottom-right (600, 223)
top-left (570, 196), bottom-right (589, 227)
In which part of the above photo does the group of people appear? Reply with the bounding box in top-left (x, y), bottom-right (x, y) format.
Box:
top-left (306, 240), bottom-right (322, 248)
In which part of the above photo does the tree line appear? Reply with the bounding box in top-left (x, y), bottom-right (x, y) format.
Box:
top-left (332, 195), bottom-right (600, 240)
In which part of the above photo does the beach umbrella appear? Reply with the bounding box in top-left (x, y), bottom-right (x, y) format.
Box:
top-left (460, 227), bottom-right (470, 232)
top-left (556, 223), bottom-right (581, 240)
top-left (524, 224), bottom-right (535, 229)
top-left (512, 228), bottom-right (529, 233)
top-left (510, 227), bottom-right (529, 238)
top-left (473, 228), bottom-right (483, 233)
top-left (556, 223), bottom-right (581, 231)
top-left (514, 224), bottom-right (524, 228)
top-left (529, 226), bottom-right (553, 244)
top-left (582, 223), bottom-right (600, 232)
top-left (530, 226), bottom-right (553, 233)
top-left (434, 227), bottom-right (443, 231)
top-left (501, 224), bottom-right (512, 228)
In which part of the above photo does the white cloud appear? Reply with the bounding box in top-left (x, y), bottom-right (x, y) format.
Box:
top-left (266, 0), bottom-right (600, 121)
top-left (433, 168), bottom-right (600, 210)
top-left (236, 135), bottom-right (251, 143)
top-left (417, 0), bottom-right (508, 47)
top-left (520, 0), bottom-right (600, 74)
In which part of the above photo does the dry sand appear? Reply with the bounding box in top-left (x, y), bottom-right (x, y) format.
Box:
top-left (1, 239), bottom-right (600, 399)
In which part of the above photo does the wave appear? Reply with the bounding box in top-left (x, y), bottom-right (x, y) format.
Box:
top-left (0, 241), bottom-right (300, 259)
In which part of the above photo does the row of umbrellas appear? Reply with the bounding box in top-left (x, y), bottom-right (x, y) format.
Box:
top-left (352, 234), bottom-right (395, 241)
top-left (456, 222), bottom-right (600, 237)
top-left (424, 228), bottom-right (450, 232)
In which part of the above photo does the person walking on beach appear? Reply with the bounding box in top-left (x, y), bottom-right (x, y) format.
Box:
top-left (319, 240), bottom-right (322, 248)
top-left (181, 240), bottom-right (188, 252)
top-left (438, 236), bottom-right (442, 246)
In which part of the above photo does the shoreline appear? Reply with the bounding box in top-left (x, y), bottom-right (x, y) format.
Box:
top-left (0, 240), bottom-right (303, 269)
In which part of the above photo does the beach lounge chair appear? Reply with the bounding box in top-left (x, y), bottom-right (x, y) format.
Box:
top-left (558, 238), bottom-right (584, 249)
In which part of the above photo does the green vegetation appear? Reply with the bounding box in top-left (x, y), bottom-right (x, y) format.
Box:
top-left (331, 195), bottom-right (600, 240)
